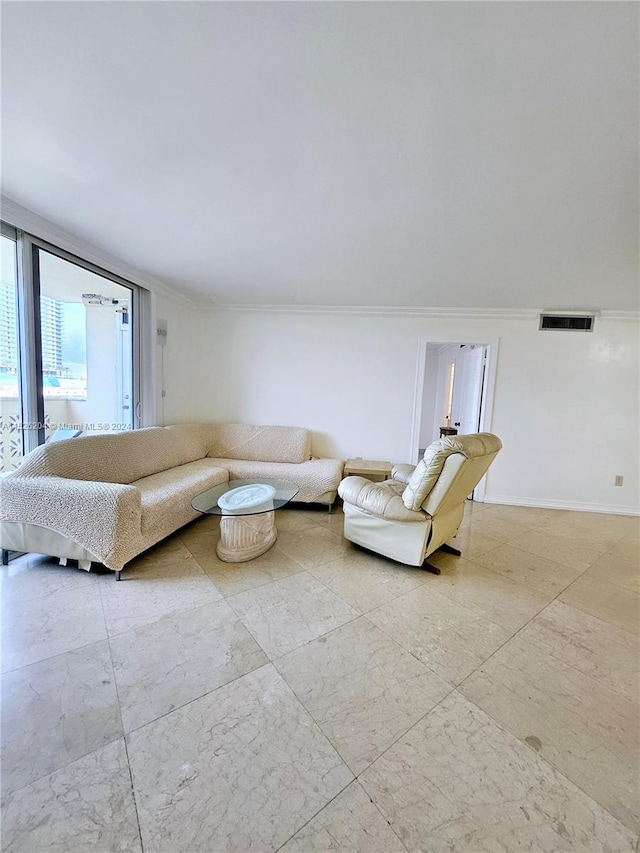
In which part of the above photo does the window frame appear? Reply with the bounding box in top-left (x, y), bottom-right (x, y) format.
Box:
top-left (1, 221), bottom-right (143, 455)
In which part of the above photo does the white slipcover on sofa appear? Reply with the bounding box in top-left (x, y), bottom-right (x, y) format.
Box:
top-left (0, 423), bottom-right (343, 576)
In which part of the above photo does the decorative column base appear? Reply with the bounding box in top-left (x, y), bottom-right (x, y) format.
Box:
top-left (217, 512), bottom-right (278, 563)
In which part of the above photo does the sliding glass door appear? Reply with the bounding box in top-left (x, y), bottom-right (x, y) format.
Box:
top-left (37, 249), bottom-right (134, 440)
top-left (0, 229), bottom-right (23, 470)
top-left (0, 223), bottom-right (141, 463)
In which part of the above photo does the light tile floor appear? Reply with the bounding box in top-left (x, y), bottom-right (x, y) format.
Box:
top-left (1, 502), bottom-right (638, 852)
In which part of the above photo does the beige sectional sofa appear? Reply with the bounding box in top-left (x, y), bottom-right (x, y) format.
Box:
top-left (0, 423), bottom-right (343, 577)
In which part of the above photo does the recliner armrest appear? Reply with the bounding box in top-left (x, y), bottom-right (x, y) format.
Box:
top-left (391, 464), bottom-right (415, 485)
top-left (338, 476), bottom-right (424, 522)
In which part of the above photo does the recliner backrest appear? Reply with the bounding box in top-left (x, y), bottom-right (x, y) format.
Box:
top-left (402, 433), bottom-right (502, 514)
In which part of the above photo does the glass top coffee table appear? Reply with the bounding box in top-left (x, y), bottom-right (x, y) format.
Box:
top-left (191, 478), bottom-right (299, 563)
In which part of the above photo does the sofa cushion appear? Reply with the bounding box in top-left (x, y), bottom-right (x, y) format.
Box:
top-left (207, 457), bottom-right (342, 503)
top-left (204, 424), bottom-right (311, 464)
top-left (17, 425), bottom-right (208, 484)
top-left (135, 460), bottom-right (228, 542)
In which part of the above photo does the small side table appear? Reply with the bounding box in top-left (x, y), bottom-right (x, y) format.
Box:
top-left (343, 458), bottom-right (393, 483)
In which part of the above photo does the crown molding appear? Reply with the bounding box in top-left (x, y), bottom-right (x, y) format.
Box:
top-left (0, 196), bottom-right (196, 308)
top-left (198, 303), bottom-right (640, 321)
top-left (197, 304), bottom-right (542, 319)
top-left (2, 198), bottom-right (637, 322)
top-left (600, 310), bottom-right (640, 322)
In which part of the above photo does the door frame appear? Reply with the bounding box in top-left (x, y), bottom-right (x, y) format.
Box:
top-left (410, 335), bottom-right (500, 503)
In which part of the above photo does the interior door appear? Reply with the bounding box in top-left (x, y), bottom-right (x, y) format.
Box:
top-left (449, 345), bottom-right (485, 435)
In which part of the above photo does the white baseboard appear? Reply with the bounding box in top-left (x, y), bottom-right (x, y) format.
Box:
top-left (483, 494), bottom-right (640, 517)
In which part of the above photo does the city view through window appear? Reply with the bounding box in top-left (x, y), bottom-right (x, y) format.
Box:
top-left (0, 283), bottom-right (88, 400)
top-left (0, 236), bottom-right (134, 471)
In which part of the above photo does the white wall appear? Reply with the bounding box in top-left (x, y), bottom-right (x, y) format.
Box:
top-left (164, 309), bottom-right (639, 515)
top-left (5, 199), bottom-right (636, 513)
top-left (153, 294), bottom-right (203, 425)
top-left (83, 309), bottom-right (118, 425)
top-left (418, 345), bottom-right (441, 451)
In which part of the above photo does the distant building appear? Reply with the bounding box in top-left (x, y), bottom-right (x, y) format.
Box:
top-left (0, 281), bottom-right (18, 372)
top-left (40, 295), bottom-right (64, 372)
top-left (0, 282), bottom-right (66, 375)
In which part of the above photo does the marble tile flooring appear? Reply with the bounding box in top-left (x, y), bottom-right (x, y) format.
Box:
top-left (1, 502), bottom-right (638, 852)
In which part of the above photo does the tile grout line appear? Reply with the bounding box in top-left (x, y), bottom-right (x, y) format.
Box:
top-left (1, 729), bottom-right (125, 801)
top-left (333, 536), bottom-right (637, 833)
top-left (272, 777), bottom-right (411, 853)
top-left (98, 576), bottom-right (146, 853)
top-left (351, 669), bottom-right (636, 845)
top-left (153, 521), bottom-right (640, 838)
top-left (223, 568), bottom-right (361, 651)
top-left (274, 660), bottom-right (454, 851)
top-left (266, 596), bottom-right (459, 849)
top-left (0, 571), bottom-right (96, 606)
top-left (267, 665), bottom-right (360, 852)
top-left (237, 542), bottom-right (457, 810)
top-left (449, 567), bottom-right (639, 835)
top-left (97, 591), bottom-right (270, 738)
top-left (99, 532), bottom-right (364, 744)
top-left (2, 602), bottom-right (270, 800)
top-left (2, 589), bottom-right (122, 802)
top-left (120, 739), bottom-right (145, 853)
top-left (448, 679), bottom-right (637, 839)
top-left (305, 562), bottom-right (429, 612)
top-left (271, 779), bottom-right (355, 853)
top-left (454, 559), bottom-right (600, 692)
top-left (98, 572), bottom-right (226, 640)
top-left (182, 510), bottom-right (338, 593)
top-left (111, 659), bottom-right (271, 738)
top-left (361, 786), bottom-right (412, 853)
top-left (451, 522), bottom-right (618, 632)
top-left (3, 564), bottom-right (233, 675)
top-left (1, 631), bottom-right (107, 677)
top-left (4, 509), bottom-right (635, 845)
top-left (191, 553), bottom-right (307, 599)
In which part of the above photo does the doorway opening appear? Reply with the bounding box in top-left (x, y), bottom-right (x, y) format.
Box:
top-left (411, 338), bottom-right (498, 502)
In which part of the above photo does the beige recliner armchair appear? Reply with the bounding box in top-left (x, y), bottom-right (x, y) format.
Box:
top-left (338, 433), bottom-right (502, 573)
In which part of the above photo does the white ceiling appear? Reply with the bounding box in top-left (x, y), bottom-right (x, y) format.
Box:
top-left (1, 1), bottom-right (637, 310)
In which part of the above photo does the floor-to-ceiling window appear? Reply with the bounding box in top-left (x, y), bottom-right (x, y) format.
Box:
top-left (0, 226), bottom-right (23, 470)
top-left (0, 223), bottom-right (141, 468)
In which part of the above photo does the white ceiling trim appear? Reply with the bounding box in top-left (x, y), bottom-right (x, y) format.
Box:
top-left (599, 311), bottom-right (640, 322)
top-left (2, 197), bottom-right (637, 323)
top-left (199, 304), bottom-right (540, 319)
top-left (200, 304), bottom-right (640, 321)
top-left (0, 196), bottom-right (196, 308)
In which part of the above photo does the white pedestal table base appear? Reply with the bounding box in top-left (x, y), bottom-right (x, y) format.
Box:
top-left (217, 511), bottom-right (278, 562)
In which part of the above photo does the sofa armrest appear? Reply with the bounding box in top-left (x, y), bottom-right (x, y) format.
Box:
top-left (391, 464), bottom-right (415, 485)
top-left (0, 475), bottom-right (142, 570)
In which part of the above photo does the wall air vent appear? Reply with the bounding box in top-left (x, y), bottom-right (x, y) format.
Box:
top-left (539, 313), bottom-right (595, 332)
